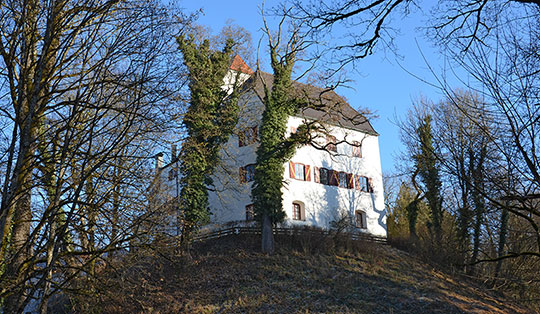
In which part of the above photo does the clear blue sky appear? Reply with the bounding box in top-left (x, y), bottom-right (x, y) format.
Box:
top-left (179, 1), bottom-right (455, 175)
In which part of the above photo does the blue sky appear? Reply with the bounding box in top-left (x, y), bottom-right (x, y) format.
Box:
top-left (179, 1), bottom-right (455, 175)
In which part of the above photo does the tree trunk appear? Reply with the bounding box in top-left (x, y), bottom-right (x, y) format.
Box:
top-left (495, 207), bottom-right (509, 279)
top-left (261, 214), bottom-right (274, 254)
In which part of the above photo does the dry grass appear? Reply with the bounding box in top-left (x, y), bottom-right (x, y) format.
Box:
top-left (73, 234), bottom-right (532, 313)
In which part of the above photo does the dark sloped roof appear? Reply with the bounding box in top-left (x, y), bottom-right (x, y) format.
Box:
top-left (243, 71), bottom-right (377, 135)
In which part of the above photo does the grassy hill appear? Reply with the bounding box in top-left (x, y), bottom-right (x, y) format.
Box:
top-left (79, 234), bottom-right (530, 313)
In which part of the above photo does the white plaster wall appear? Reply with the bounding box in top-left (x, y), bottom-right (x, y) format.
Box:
top-left (207, 96), bottom-right (387, 237)
top-left (282, 117), bottom-right (387, 237)
top-left (207, 91), bottom-right (263, 223)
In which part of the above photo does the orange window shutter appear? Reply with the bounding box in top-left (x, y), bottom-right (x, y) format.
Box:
top-left (289, 161), bottom-right (296, 179)
top-left (347, 173), bottom-right (353, 189)
top-left (314, 167), bottom-right (320, 183)
top-left (305, 165), bottom-right (311, 181)
top-left (253, 126), bottom-right (258, 141)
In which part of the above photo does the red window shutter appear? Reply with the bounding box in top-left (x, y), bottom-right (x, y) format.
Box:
top-left (305, 165), bottom-right (311, 181)
top-left (253, 126), bottom-right (258, 142)
top-left (354, 175), bottom-right (361, 190)
top-left (329, 170), bottom-right (338, 186)
top-left (239, 132), bottom-right (245, 147)
top-left (314, 167), bottom-right (320, 183)
top-left (347, 173), bottom-right (353, 189)
top-left (239, 167), bottom-right (246, 183)
top-left (289, 161), bottom-right (296, 179)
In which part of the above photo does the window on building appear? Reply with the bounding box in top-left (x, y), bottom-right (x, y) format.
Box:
top-left (329, 170), bottom-right (339, 186)
top-left (319, 168), bottom-right (329, 185)
top-left (326, 135), bottom-right (337, 152)
top-left (168, 168), bottom-right (177, 181)
top-left (240, 164), bottom-right (256, 183)
top-left (293, 202), bottom-right (304, 221)
top-left (246, 204), bottom-right (255, 221)
top-left (289, 162), bottom-right (311, 181)
top-left (346, 173), bottom-right (354, 189)
top-left (352, 141), bottom-right (362, 158)
top-left (355, 210), bottom-right (366, 229)
top-left (239, 126), bottom-right (258, 147)
top-left (338, 172), bottom-right (348, 188)
top-left (355, 175), bottom-right (372, 192)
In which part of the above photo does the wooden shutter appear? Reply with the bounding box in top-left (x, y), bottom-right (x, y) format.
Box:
top-left (239, 166), bottom-right (246, 183)
top-left (253, 126), bottom-right (259, 142)
top-left (330, 170), bottom-right (338, 186)
top-left (305, 165), bottom-right (311, 181)
top-left (354, 175), bottom-right (361, 190)
top-left (353, 141), bottom-right (361, 157)
top-left (314, 167), bottom-right (320, 183)
top-left (347, 173), bottom-right (353, 189)
top-left (238, 132), bottom-right (245, 147)
top-left (289, 161), bottom-right (296, 179)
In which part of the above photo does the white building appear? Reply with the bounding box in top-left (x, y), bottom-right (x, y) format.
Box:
top-left (158, 56), bottom-right (387, 238)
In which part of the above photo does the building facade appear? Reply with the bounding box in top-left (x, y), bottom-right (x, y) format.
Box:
top-left (157, 56), bottom-right (387, 238)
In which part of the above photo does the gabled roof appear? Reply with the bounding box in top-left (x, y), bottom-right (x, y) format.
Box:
top-left (242, 70), bottom-right (378, 135)
top-left (230, 55), bottom-right (254, 75)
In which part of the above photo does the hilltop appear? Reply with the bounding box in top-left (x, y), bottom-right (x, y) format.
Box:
top-left (74, 234), bottom-right (530, 313)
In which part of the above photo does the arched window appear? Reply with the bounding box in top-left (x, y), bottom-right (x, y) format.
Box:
top-left (246, 204), bottom-right (254, 221)
top-left (292, 202), bottom-right (305, 221)
top-left (355, 210), bottom-right (366, 229)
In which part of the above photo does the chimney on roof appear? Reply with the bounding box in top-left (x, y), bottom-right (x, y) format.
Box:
top-left (155, 152), bottom-right (163, 170)
top-left (230, 55), bottom-right (254, 75)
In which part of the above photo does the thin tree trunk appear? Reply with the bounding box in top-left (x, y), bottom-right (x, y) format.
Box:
top-left (40, 216), bottom-right (57, 314)
top-left (495, 207), bottom-right (509, 279)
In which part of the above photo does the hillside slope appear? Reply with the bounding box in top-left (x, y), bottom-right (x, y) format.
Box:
top-left (86, 235), bottom-right (530, 313)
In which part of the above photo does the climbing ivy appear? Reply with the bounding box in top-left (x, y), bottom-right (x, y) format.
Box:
top-left (251, 36), bottom-right (311, 253)
top-left (177, 34), bottom-right (239, 243)
top-left (414, 115), bottom-right (443, 244)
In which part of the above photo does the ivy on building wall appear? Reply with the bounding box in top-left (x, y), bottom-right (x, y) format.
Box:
top-left (177, 35), bottom-right (240, 244)
top-left (251, 31), bottom-right (312, 254)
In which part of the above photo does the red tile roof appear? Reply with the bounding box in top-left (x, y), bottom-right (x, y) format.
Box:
top-left (230, 55), bottom-right (254, 75)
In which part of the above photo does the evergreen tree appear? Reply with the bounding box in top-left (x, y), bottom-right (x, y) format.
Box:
top-left (414, 115), bottom-right (444, 245)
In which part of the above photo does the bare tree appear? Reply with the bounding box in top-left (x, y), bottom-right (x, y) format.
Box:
top-left (0, 1), bottom-right (187, 311)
